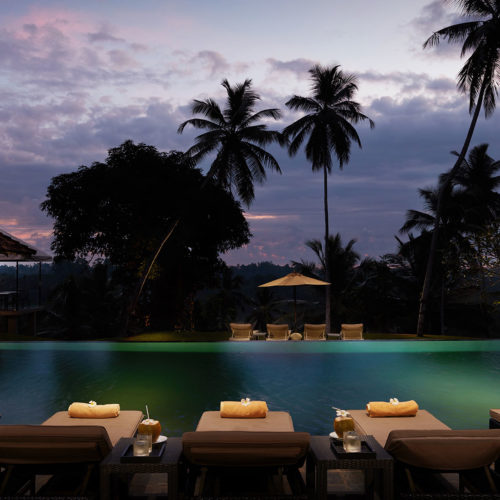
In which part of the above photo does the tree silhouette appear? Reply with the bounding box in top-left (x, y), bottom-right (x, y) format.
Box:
top-left (283, 65), bottom-right (374, 332)
top-left (179, 78), bottom-right (284, 205)
top-left (419, 0), bottom-right (500, 335)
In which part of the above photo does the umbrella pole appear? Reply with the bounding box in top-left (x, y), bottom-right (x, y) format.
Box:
top-left (293, 286), bottom-right (297, 332)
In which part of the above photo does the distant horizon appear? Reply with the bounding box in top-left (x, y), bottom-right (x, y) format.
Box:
top-left (1, 1), bottom-right (499, 266)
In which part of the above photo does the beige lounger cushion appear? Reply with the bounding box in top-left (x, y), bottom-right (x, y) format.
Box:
top-left (385, 429), bottom-right (500, 470)
top-left (490, 409), bottom-right (500, 422)
top-left (0, 425), bottom-right (112, 464)
top-left (348, 409), bottom-right (450, 447)
top-left (43, 410), bottom-right (143, 446)
top-left (196, 411), bottom-right (294, 432)
top-left (182, 431), bottom-right (310, 467)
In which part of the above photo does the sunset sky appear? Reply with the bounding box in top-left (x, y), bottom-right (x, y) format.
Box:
top-left (1, 0), bottom-right (499, 266)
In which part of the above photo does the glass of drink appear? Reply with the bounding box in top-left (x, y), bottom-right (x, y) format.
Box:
top-left (138, 418), bottom-right (161, 451)
top-left (133, 435), bottom-right (150, 456)
top-left (343, 431), bottom-right (362, 453)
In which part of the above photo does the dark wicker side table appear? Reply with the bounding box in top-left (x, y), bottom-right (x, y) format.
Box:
top-left (306, 435), bottom-right (393, 500)
top-left (100, 436), bottom-right (182, 500)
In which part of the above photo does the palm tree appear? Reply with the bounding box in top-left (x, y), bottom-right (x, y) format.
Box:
top-left (178, 78), bottom-right (284, 205)
top-left (125, 79), bottom-right (283, 333)
top-left (418, 0), bottom-right (500, 335)
top-left (283, 65), bottom-right (374, 332)
top-left (304, 233), bottom-right (360, 330)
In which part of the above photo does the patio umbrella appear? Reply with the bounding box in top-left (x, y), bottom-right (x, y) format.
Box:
top-left (258, 272), bottom-right (330, 331)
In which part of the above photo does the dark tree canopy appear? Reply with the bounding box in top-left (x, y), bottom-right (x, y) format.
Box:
top-left (41, 140), bottom-right (251, 330)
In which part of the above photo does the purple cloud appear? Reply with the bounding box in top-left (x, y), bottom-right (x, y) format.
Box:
top-left (266, 57), bottom-right (318, 78)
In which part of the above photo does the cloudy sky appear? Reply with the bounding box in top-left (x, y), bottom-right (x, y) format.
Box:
top-left (1, 0), bottom-right (499, 266)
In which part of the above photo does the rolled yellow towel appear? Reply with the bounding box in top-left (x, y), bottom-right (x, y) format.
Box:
top-left (366, 400), bottom-right (419, 417)
top-left (68, 402), bottom-right (120, 418)
top-left (220, 400), bottom-right (268, 418)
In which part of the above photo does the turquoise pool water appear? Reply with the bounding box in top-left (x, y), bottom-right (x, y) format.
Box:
top-left (1, 340), bottom-right (499, 436)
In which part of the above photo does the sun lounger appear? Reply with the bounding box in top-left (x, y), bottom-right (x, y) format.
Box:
top-left (348, 408), bottom-right (450, 447)
top-left (303, 323), bottom-right (326, 340)
top-left (0, 409), bottom-right (143, 496)
top-left (0, 424), bottom-right (112, 496)
top-left (386, 429), bottom-right (500, 495)
top-left (489, 408), bottom-right (500, 429)
top-left (182, 410), bottom-right (310, 496)
top-left (42, 409), bottom-right (143, 446)
top-left (229, 322), bottom-right (253, 341)
top-left (349, 408), bottom-right (500, 496)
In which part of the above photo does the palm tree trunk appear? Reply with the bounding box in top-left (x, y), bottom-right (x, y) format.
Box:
top-left (440, 278), bottom-right (446, 335)
top-left (323, 164), bottom-right (331, 333)
top-left (416, 75), bottom-right (488, 336)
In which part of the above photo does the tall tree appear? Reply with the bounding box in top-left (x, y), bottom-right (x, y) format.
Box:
top-left (418, 0), bottom-right (500, 335)
top-left (42, 140), bottom-right (250, 333)
top-left (283, 65), bottom-right (374, 331)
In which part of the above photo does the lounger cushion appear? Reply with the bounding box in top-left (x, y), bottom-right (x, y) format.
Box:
top-left (385, 429), bottom-right (500, 470)
top-left (196, 411), bottom-right (294, 432)
top-left (42, 410), bottom-right (143, 446)
top-left (490, 409), bottom-right (500, 422)
top-left (348, 409), bottom-right (450, 447)
top-left (0, 425), bottom-right (112, 464)
top-left (182, 431), bottom-right (310, 467)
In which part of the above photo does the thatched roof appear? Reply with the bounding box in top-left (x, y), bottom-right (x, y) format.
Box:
top-left (0, 228), bottom-right (51, 262)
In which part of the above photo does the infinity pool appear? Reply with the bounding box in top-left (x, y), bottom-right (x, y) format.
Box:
top-left (1, 340), bottom-right (499, 435)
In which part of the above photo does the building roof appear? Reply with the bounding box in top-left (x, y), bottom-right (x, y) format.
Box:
top-left (0, 228), bottom-right (52, 262)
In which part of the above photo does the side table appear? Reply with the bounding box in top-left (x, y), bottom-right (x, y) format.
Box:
top-left (100, 436), bottom-right (182, 500)
top-left (251, 331), bottom-right (267, 340)
top-left (306, 435), bottom-right (393, 500)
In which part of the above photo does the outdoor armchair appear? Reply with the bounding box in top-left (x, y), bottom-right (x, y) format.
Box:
top-left (303, 323), bottom-right (326, 340)
top-left (266, 323), bottom-right (290, 341)
top-left (229, 322), bottom-right (253, 341)
top-left (340, 323), bottom-right (364, 340)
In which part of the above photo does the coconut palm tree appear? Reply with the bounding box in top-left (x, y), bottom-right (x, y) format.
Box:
top-left (304, 233), bottom-right (360, 330)
top-left (283, 65), bottom-right (374, 332)
top-left (125, 80), bottom-right (283, 334)
top-left (178, 78), bottom-right (284, 205)
top-left (418, 0), bottom-right (500, 335)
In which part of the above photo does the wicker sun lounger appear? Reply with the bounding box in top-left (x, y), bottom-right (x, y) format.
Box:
top-left (182, 410), bottom-right (310, 496)
top-left (349, 408), bottom-right (500, 496)
top-left (0, 409), bottom-right (143, 496)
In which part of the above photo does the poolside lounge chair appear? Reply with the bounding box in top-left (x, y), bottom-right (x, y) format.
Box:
top-left (42, 409), bottom-right (143, 446)
top-left (0, 425), bottom-right (112, 496)
top-left (182, 410), bottom-right (310, 496)
top-left (348, 408), bottom-right (451, 447)
top-left (303, 323), bottom-right (326, 340)
top-left (349, 408), bottom-right (500, 496)
top-left (340, 323), bottom-right (364, 340)
top-left (0, 409), bottom-right (143, 496)
top-left (490, 408), bottom-right (500, 429)
top-left (386, 429), bottom-right (500, 496)
top-left (266, 323), bottom-right (290, 341)
top-left (229, 322), bottom-right (253, 341)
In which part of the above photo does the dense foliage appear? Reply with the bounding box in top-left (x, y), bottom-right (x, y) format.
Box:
top-left (41, 140), bottom-right (250, 336)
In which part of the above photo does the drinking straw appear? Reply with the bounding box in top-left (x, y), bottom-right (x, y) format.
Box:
top-left (146, 405), bottom-right (150, 420)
